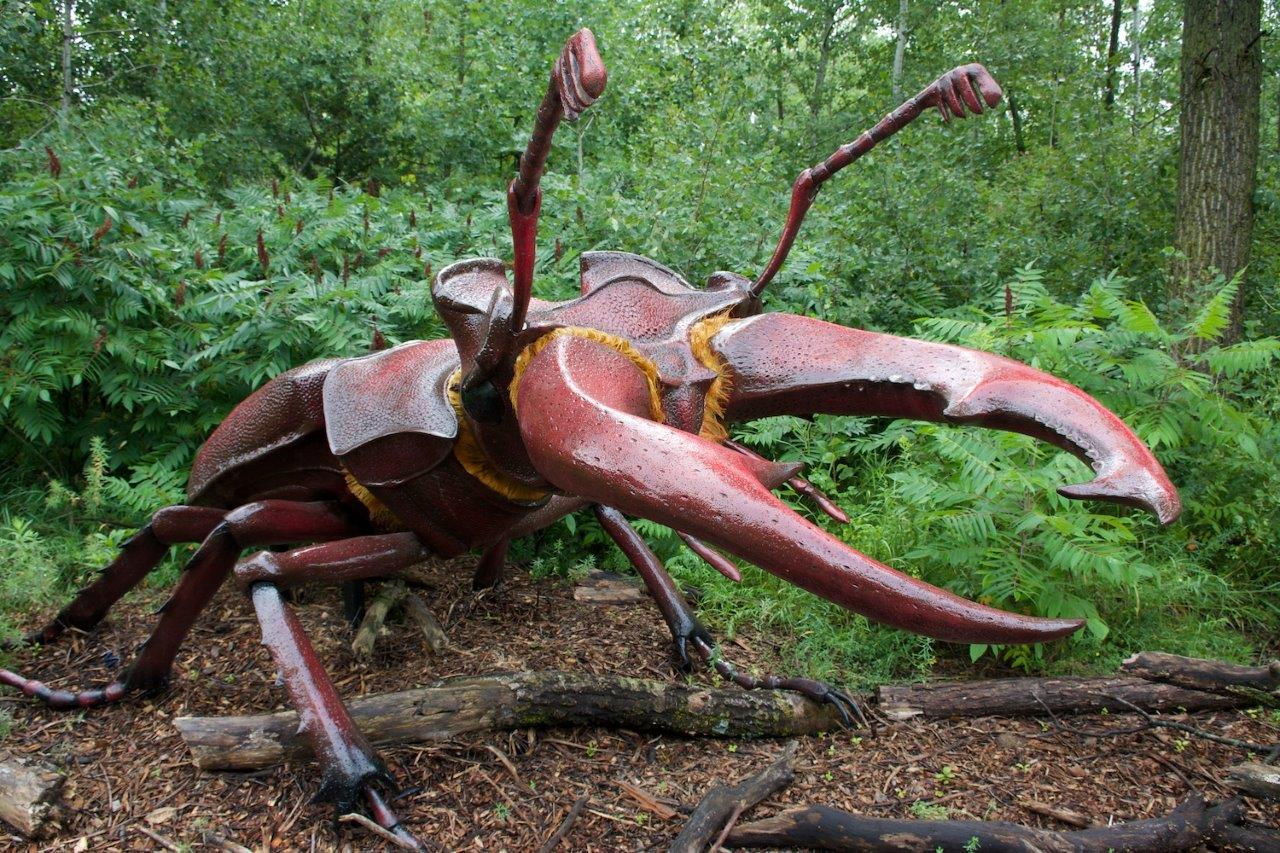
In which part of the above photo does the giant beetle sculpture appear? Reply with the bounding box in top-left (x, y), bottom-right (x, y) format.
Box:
top-left (2, 30), bottom-right (1179, 848)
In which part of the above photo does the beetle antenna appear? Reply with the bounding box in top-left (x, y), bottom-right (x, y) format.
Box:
top-left (750, 63), bottom-right (1002, 300)
top-left (507, 29), bottom-right (607, 334)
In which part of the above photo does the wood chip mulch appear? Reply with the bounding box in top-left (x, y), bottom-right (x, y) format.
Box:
top-left (2, 560), bottom-right (1277, 851)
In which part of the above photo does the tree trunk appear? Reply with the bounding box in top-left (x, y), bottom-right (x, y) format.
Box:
top-left (1172, 0), bottom-right (1262, 340)
top-left (809, 5), bottom-right (837, 120)
top-left (59, 0), bottom-right (74, 129)
top-left (891, 0), bottom-right (908, 103)
top-left (1007, 92), bottom-right (1027, 153)
top-left (1131, 0), bottom-right (1143, 127)
top-left (1105, 0), bottom-right (1123, 108)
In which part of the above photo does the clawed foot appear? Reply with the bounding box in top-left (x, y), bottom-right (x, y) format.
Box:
top-left (316, 766), bottom-right (427, 851)
top-left (670, 611), bottom-right (717, 672)
top-left (688, 636), bottom-right (871, 732)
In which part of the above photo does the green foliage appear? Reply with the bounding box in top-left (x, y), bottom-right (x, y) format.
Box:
top-left (0, 113), bottom-right (446, 487)
top-left (1, 0), bottom-right (1277, 683)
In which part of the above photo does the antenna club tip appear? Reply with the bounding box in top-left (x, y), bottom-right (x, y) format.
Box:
top-left (558, 29), bottom-right (607, 119)
top-left (571, 29), bottom-right (608, 98)
top-left (962, 62), bottom-right (1003, 107)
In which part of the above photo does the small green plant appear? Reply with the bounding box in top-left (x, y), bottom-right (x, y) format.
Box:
top-left (934, 765), bottom-right (956, 786)
top-left (493, 802), bottom-right (510, 822)
top-left (910, 800), bottom-right (950, 821)
top-left (1173, 738), bottom-right (1189, 753)
top-left (585, 740), bottom-right (598, 758)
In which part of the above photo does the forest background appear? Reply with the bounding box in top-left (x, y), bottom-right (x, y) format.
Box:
top-left (1, 0), bottom-right (1277, 688)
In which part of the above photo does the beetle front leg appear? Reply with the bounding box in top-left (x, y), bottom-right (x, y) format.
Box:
top-left (593, 505), bottom-right (865, 728)
top-left (593, 505), bottom-right (715, 669)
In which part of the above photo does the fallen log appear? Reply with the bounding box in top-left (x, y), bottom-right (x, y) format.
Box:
top-left (876, 675), bottom-right (1240, 720)
top-left (573, 571), bottom-right (648, 605)
top-left (1120, 652), bottom-right (1280, 697)
top-left (0, 755), bottom-right (63, 837)
top-left (670, 741), bottom-right (797, 853)
top-left (723, 795), bottom-right (1253, 852)
top-left (173, 670), bottom-right (842, 771)
top-left (1226, 762), bottom-right (1280, 802)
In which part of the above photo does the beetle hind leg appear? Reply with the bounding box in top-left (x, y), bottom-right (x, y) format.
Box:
top-left (2, 500), bottom-right (362, 710)
top-left (6, 505), bottom-right (227, 649)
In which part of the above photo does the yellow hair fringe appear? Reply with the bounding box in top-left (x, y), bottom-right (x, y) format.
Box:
top-left (509, 327), bottom-right (665, 423)
top-left (446, 370), bottom-right (551, 503)
top-left (688, 313), bottom-right (735, 443)
top-left (342, 469), bottom-right (404, 530)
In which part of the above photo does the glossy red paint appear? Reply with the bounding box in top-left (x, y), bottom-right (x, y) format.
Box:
top-left (4, 30), bottom-right (1183, 847)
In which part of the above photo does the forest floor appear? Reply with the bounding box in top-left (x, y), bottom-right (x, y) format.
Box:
top-left (2, 560), bottom-right (1277, 852)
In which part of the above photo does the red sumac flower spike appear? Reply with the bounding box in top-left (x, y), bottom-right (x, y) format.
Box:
top-left (194, 248), bottom-right (204, 270)
top-left (295, 219), bottom-right (303, 236)
top-left (256, 230), bottom-right (269, 274)
top-left (409, 210), bottom-right (417, 228)
top-left (576, 206), bottom-right (584, 225)
top-left (181, 212), bottom-right (190, 228)
top-left (215, 211), bottom-right (222, 228)
top-left (127, 175), bottom-right (138, 188)
top-left (1004, 284), bottom-right (1014, 321)
top-left (378, 247), bottom-right (391, 259)
top-left (371, 323), bottom-right (387, 351)
top-left (285, 190), bottom-right (291, 204)
top-left (92, 216), bottom-right (114, 244)
top-left (414, 247), bottom-right (422, 258)
top-left (175, 280), bottom-right (187, 308)
top-left (44, 146), bottom-right (61, 178)
top-left (272, 178), bottom-right (279, 199)
top-left (554, 238), bottom-right (563, 263)
top-left (218, 233), bottom-right (228, 264)
top-left (466, 213), bottom-right (472, 228)
top-left (276, 204), bottom-right (284, 220)
top-left (423, 262), bottom-right (432, 280)
top-left (342, 255), bottom-right (350, 284)
top-left (363, 208), bottom-right (370, 237)
top-left (92, 327), bottom-right (107, 355)
top-left (354, 251), bottom-right (364, 269)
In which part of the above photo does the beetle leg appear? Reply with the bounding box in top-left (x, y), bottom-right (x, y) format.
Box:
top-left (249, 583), bottom-right (425, 851)
top-left (2, 500), bottom-right (362, 710)
top-left (471, 537), bottom-right (510, 591)
top-left (5, 505), bottom-right (226, 649)
top-left (594, 505), bottom-right (714, 669)
top-left (515, 335), bottom-right (1083, 644)
top-left (709, 313), bottom-right (1181, 524)
top-left (595, 506), bottom-right (865, 727)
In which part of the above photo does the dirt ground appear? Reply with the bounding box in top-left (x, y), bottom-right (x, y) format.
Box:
top-left (2, 560), bottom-right (1277, 851)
